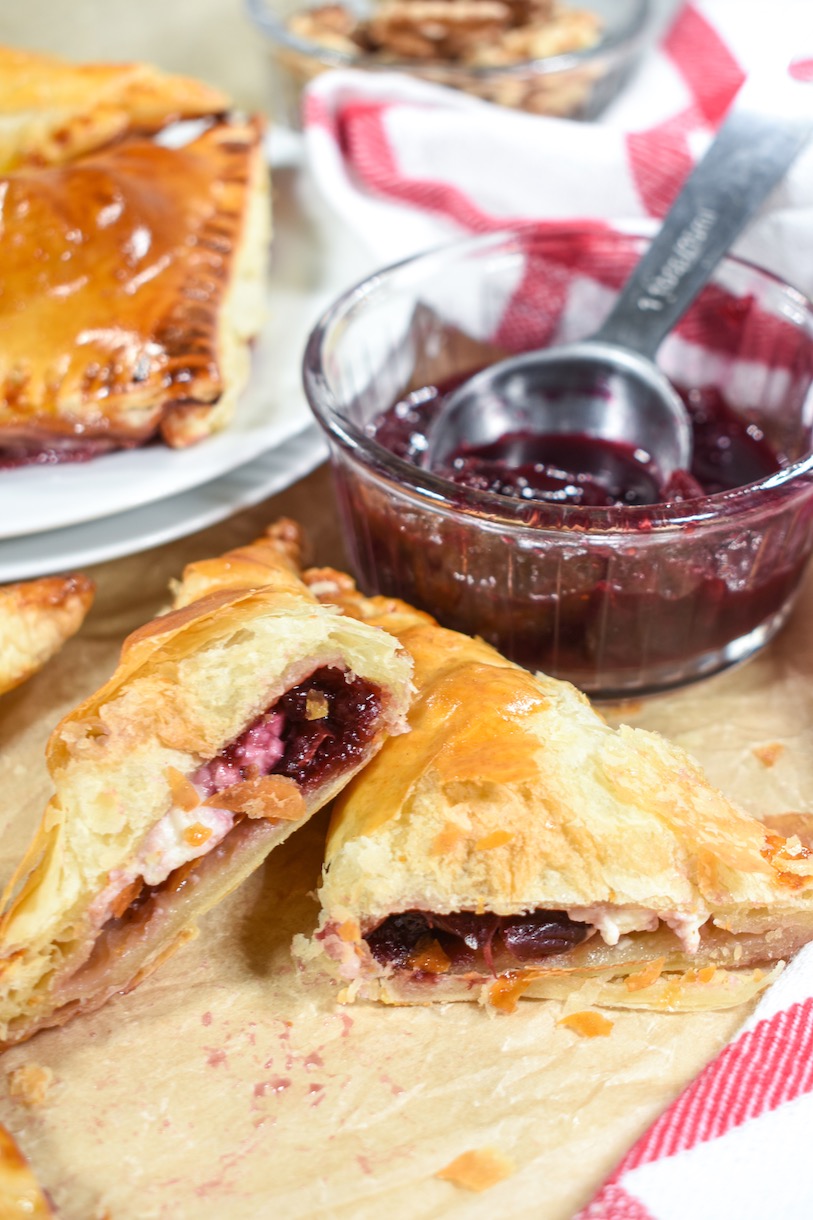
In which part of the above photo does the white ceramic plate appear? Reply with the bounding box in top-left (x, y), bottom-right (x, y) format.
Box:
top-left (0, 425), bottom-right (327, 582)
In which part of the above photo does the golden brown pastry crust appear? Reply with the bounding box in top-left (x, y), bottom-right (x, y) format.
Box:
top-left (0, 115), bottom-right (270, 458)
top-left (0, 44), bottom-right (230, 172)
top-left (172, 517), bottom-right (310, 608)
top-left (0, 527), bottom-right (412, 1046)
top-left (0, 575), bottom-right (94, 696)
top-left (0, 1123), bottom-right (54, 1218)
top-left (301, 570), bottom-right (813, 1012)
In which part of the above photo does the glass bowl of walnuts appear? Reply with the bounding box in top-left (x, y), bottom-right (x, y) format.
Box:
top-left (246, 0), bottom-right (653, 126)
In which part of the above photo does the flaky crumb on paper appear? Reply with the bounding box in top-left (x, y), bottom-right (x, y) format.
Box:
top-left (557, 1010), bottom-right (614, 1038)
top-left (7, 1063), bottom-right (54, 1107)
top-left (753, 742), bottom-right (786, 767)
top-left (435, 1147), bottom-right (516, 1192)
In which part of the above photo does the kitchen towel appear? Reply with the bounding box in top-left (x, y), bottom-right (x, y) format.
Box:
top-left (301, 0), bottom-right (813, 296)
top-left (577, 942), bottom-right (813, 1220)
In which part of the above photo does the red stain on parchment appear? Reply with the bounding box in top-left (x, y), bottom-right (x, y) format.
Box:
top-left (303, 1052), bottom-right (324, 1071)
top-left (253, 1078), bottom-right (292, 1098)
top-left (380, 1073), bottom-right (405, 1095)
top-left (308, 1083), bottom-right (326, 1107)
top-left (194, 1132), bottom-right (265, 1198)
top-left (201, 1012), bottom-right (213, 1027)
top-left (206, 1048), bottom-right (227, 1068)
top-left (357, 1155), bottom-right (372, 1175)
top-left (340, 1013), bottom-right (354, 1036)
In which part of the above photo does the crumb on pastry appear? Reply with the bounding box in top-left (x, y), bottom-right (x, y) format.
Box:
top-left (752, 742), bottom-right (785, 767)
top-left (7, 1063), bottom-right (53, 1107)
top-left (435, 1147), bottom-right (516, 1192)
top-left (624, 956), bottom-right (666, 992)
top-left (557, 1010), bottom-right (614, 1037)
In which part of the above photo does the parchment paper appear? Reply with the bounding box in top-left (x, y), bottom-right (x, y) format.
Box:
top-left (1, 464), bottom-right (812, 1219)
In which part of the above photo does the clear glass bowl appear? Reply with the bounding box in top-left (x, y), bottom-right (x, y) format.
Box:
top-left (246, 0), bottom-right (652, 128)
top-left (303, 227), bottom-right (813, 699)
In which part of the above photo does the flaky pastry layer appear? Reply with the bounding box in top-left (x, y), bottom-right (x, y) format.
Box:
top-left (298, 569), bottom-right (813, 1012)
top-left (0, 44), bottom-right (230, 171)
top-left (0, 575), bottom-right (94, 696)
top-left (0, 527), bottom-right (412, 1045)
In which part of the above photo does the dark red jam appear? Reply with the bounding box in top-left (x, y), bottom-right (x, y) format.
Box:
top-left (336, 376), bottom-right (813, 695)
top-left (365, 909), bottom-right (589, 974)
top-left (195, 667), bottom-right (382, 795)
top-left (372, 381), bottom-right (782, 508)
top-left (274, 667), bottom-right (382, 789)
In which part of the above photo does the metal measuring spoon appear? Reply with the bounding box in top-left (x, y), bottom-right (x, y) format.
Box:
top-left (424, 80), bottom-right (813, 486)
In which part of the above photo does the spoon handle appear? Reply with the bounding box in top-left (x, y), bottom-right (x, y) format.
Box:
top-left (595, 85), bottom-right (813, 358)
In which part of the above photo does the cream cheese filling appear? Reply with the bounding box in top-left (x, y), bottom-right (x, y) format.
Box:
top-left (567, 904), bottom-right (710, 953)
top-left (89, 795), bottom-right (235, 927)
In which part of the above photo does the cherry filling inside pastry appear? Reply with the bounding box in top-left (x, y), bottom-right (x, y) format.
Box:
top-left (72, 666), bottom-right (382, 980)
top-left (366, 910), bottom-right (590, 974)
top-left (195, 665), bottom-right (383, 796)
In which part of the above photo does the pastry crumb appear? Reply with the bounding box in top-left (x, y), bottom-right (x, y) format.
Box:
top-left (409, 938), bottom-right (451, 974)
top-left (436, 1147), bottom-right (516, 1192)
top-left (337, 920), bottom-right (360, 943)
top-left (681, 964), bottom-right (718, 985)
top-left (305, 689), bottom-right (329, 720)
top-left (557, 1010), bottom-right (614, 1037)
top-left (7, 1063), bottom-right (53, 1107)
top-left (474, 829), bottom-right (513, 851)
top-left (753, 742), bottom-right (785, 767)
top-left (487, 975), bottom-right (531, 1014)
top-left (431, 822), bottom-right (467, 854)
top-left (624, 956), bottom-right (666, 992)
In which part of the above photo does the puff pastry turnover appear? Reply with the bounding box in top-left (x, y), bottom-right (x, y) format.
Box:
top-left (0, 115), bottom-right (270, 463)
top-left (0, 575), bottom-right (94, 696)
top-left (0, 526), bottom-right (412, 1046)
top-left (300, 571), bottom-right (813, 1013)
top-left (0, 44), bottom-right (230, 171)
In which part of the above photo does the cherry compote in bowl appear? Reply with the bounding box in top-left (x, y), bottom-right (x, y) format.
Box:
top-left (303, 227), bottom-right (813, 699)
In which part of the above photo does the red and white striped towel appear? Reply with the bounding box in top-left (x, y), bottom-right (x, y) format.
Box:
top-left (301, 0), bottom-right (813, 296)
top-left (578, 946), bottom-right (813, 1220)
top-left (300, 4), bottom-right (813, 1216)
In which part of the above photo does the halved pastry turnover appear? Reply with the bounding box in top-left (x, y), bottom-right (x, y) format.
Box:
top-left (0, 44), bottom-right (230, 171)
top-left (0, 114), bottom-right (270, 464)
top-left (300, 570), bottom-right (813, 1013)
top-left (0, 575), bottom-right (94, 696)
top-left (0, 527), bottom-right (412, 1046)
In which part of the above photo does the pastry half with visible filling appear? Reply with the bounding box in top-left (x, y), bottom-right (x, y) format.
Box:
top-left (0, 43), bottom-right (230, 171)
top-left (0, 114), bottom-right (270, 465)
top-left (0, 575), bottom-right (94, 696)
top-left (301, 570), bottom-right (813, 1013)
top-left (0, 527), bottom-right (412, 1046)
